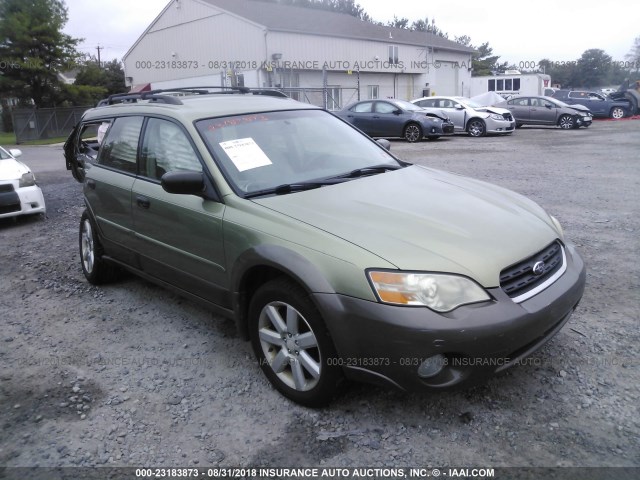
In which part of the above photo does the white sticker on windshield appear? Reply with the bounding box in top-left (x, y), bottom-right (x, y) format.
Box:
top-left (219, 137), bottom-right (272, 172)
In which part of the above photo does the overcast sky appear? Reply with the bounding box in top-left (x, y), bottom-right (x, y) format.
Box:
top-left (63, 0), bottom-right (638, 66)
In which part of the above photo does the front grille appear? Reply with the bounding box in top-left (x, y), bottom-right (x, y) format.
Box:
top-left (0, 183), bottom-right (15, 193)
top-left (500, 241), bottom-right (564, 300)
top-left (443, 125), bottom-right (454, 133)
top-left (0, 202), bottom-right (21, 214)
top-left (503, 113), bottom-right (514, 121)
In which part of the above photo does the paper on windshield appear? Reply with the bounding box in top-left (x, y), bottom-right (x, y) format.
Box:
top-left (219, 138), bottom-right (272, 172)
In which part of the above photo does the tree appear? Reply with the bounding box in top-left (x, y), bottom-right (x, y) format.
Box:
top-left (0, 0), bottom-right (81, 107)
top-left (387, 15), bottom-right (410, 30)
top-left (410, 17), bottom-right (448, 38)
top-left (576, 48), bottom-right (612, 87)
top-left (625, 36), bottom-right (640, 74)
top-left (75, 59), bottom-right (126, 97)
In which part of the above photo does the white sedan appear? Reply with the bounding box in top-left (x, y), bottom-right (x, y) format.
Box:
top-left (411, 96), bottom-right (516, 137)
top-left (0, 146), bottom-right (46, 219)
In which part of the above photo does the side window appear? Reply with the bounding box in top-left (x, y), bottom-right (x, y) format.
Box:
top-left (99, 116), bottom-right (143, 174)
top-left (78, 120), bottom-right (112, 160)
top-left (375, 102), bottom-right (397, 114)
top-left (352, 102), bottom-right (373, 113)
top-left (418, 99), bottom-right (436, 108)
top-left (140, 118), bottom-right (202, 180)
top-left (529, 98), bottom-right (541, 107)
top-left (513, 98), bottom-right (529, 106)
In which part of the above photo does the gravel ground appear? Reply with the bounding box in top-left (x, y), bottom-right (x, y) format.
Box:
top-left (1, 119), bottom-right (638, 474)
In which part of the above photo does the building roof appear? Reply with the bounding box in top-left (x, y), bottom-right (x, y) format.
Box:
top-left (203, 0), bottom-right (475, 53)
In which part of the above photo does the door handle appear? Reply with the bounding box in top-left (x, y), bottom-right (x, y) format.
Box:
top-left (86, 179), bottom-right (96, 190)
top-left (372, 115), bottom-right (380, 118)
top-left (136, 195), bottom-right (150, 209)
top-left (347, 115), bottom-right (354, 118)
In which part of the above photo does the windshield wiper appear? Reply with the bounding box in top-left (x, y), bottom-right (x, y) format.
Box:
top-left (340, 163), bottom-right (405, 179)
top-left (244, 179), bottom-right (343, 198)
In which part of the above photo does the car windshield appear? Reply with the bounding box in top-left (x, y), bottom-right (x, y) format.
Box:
top-left (393, 100), bottom-right (423, 112)
top-left (196, 109), bottom-right (401, 196)
top-left (458, 98), bottom-right (483, 109)
top-left (0, 147), bottom-right (12, 160)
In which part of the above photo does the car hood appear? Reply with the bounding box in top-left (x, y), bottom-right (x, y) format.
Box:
top-left (475, 106), bottom-right (511, 116)
top-left (0, 158), bottom-right (29, 181)
top-left (566, 104), bottom-right (591, 113)
top-left (253, 166), bottom-right (560, 287)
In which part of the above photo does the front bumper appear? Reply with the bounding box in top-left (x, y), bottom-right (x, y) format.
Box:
top-left (424, 121), bottom-right (455, 137)
top-left (0, 183), bottom-right (46, 218)
top-left (485, 117), bottom-right (516, 134)
top-left (315, 242), bottom-right (586, 391)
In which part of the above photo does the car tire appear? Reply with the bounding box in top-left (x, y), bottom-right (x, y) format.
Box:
top-left (403, 123), bottom-right (423, 143)
top-left (466, 118), bottom-right (486, 137)
top-left (248, 277), bottom-right (343, 407)
top-left (558, 114), bottom-right (575, 129)
top-left (79, 210), bottom-right (119, 285)
top-left (609, 107), bottom-right (626, 119)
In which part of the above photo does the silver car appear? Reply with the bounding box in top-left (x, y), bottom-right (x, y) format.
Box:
top-left (494, 95), bottom-right (593, 129)
top-left (411, 96), bottom-right (516, 137)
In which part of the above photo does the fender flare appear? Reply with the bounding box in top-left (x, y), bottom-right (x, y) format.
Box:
top-left (230, 244), bottom-right (336, 339)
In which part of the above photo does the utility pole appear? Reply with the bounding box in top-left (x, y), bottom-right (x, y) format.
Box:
top-left (96, 45), bottom-right (102, 67)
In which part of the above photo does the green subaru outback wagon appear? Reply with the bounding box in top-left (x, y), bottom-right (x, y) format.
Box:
top-left (65, 87), bottom-right (586, 407)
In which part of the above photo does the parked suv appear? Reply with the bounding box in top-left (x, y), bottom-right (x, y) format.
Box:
top-left (65, 87), bottom-right (585, 407)
top-left (550, 90), bottom-right (631, 118)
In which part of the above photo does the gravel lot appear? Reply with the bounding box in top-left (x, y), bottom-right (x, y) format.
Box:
top-left (1, 119), bottom-right (638, 475)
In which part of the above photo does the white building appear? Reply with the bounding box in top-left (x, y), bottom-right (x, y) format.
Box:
top-left (469, 72), bottom-right (552, 99)
top-left (123, 0), bottom-right (475, 106)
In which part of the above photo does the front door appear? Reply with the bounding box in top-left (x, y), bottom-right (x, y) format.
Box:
top-left (131, 117), bottom-right (228, 307)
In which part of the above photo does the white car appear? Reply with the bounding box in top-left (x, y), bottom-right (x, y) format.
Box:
top-left (411, 96), bottom-right (516, 137)
top-left (0, 146), bottom-right (46, 219)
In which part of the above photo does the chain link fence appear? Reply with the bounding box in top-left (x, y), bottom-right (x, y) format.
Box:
top-left (11, 106), bottom-right (90, 143)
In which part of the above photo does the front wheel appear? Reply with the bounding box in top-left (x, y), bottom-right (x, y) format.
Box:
top-left (466, 118), bottom-right (486, 137)
top-left (610, 107), bottom-right (626, 119)
top-left (558, 114), bottom-right (575, 129)
top-left (249, 278), bottom-right (343, 407)
top-left (403, 123), bottom-right (423, 143)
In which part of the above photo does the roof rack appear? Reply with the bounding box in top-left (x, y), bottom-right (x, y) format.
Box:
top-left (96, 86), bottom-right (288, 106)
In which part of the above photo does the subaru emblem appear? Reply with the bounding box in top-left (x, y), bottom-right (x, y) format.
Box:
top-left (532, 261), bottom-right (545, 276)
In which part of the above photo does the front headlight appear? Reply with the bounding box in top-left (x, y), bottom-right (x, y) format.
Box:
top-left (368, 270), bottom-right (491, 312)
top-left (19, 172), bottom-right (36, 187)
top-left (489, 113), bottom-right (504, 121)
top-left (550, 215), bottom-right (564, 239)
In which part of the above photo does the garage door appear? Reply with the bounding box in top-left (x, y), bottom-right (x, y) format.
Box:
top-left (435, 61), bottom-right (459, 96)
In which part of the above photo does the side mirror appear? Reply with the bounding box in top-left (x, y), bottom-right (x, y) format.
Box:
top-left (376, 139), bottom-right (391, 151)
top-left (9, 148), bottom-right (22, 158)
top-left (455, 104), bottom-right (465, 110)
top-left (545, 103), bottom-right (553, 109)
top-left (161, 171), bottom-right (206, 196)
top-left (393, 109), bottom-right (402, 115)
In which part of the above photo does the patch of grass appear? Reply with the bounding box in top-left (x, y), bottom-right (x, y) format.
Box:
top-left (21, 136), bottom-right (68, 145)
top-left (1, 132), bottom-right (68, 146)
top-left (0, 132), bottom-right (16, 145)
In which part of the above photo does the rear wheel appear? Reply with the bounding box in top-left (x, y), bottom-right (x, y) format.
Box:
top-left (558, 114), bottom-right (575, 129)
top-left (403, 123), bottom-right (423, 143)
top-left (610, 107), bottom-right (626, 119)
top-left (79, 210), bottom-right (119, 284)
top-left (249, 278), bottom-right (343, 407)
top-left (466, 118), bottom-right (486, 137)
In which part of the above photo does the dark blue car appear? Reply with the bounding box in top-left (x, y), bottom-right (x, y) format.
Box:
top-left (335, 99), bottom-right (455, 142)
top-left (550, 90), bottom-right (631, 119)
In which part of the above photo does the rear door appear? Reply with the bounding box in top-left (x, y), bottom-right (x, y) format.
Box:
top-left (131, 117), bottom-right (228, 307)
top-left (84, 115), bottom-right (143, 263)
top-left (506, 97), bottom-right (531, 123)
